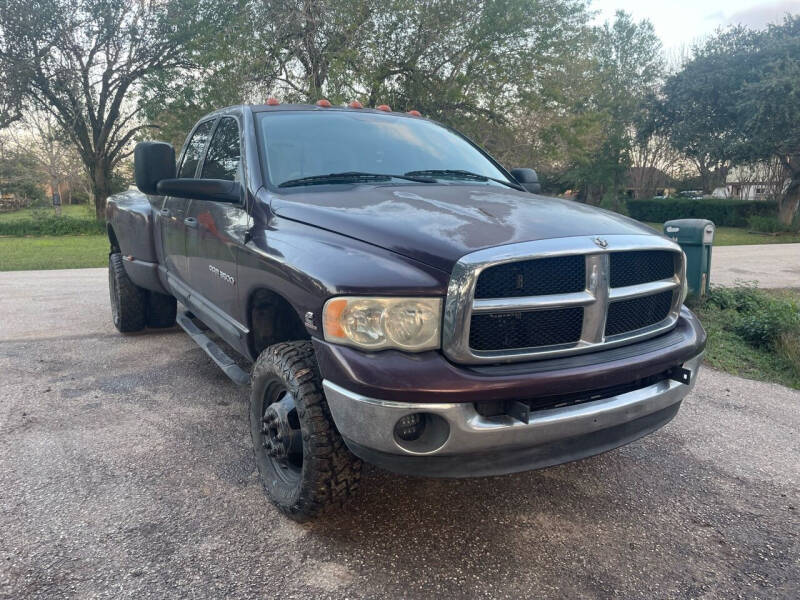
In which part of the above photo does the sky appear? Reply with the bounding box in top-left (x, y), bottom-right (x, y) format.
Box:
top-left (592, 0), bottom-right (800, 52)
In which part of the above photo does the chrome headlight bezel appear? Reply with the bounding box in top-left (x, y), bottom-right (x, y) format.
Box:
top-left (322, 296), bottom-right (442, 352)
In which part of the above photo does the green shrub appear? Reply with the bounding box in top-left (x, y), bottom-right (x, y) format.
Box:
top-left (598, 192), bottom-right (628, 215)
top-left (777, 333), bottom-right (800, 367)
top-left (696, 286), bottom-right (800, 388)
top-left (705, 285), bottom-right (800, 350)
top-left (706, 284), bottom-right (765, 312)
top-left (746, 214), bottom-right (800, 233)
top-left (627, 197), bottom-right (777, 227)
top-left (732, 300), bottom-right (800, 348)
top-left (0, 216), bottom-right (105, 237)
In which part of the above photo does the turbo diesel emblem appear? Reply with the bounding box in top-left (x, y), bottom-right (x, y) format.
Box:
top-left (593, 236), bottom-right (608, 249)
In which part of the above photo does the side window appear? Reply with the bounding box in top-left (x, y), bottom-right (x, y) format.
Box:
top-left (178, 119), bottom-right (215, 178)
top-left (201, 117), bottom-right (241, 181)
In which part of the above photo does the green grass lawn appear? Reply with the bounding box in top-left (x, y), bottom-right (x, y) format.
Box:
top-left (0, 204), bottom-right (95, 222)
top-left (643, 222), bottom-right (800, 245)
top-left (0, 235), bottom-right (107, 271)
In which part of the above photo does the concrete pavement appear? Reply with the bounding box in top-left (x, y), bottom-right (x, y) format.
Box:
top-left (711, 243), bottom-right (800, 288)
top-left (1, 268), bottom-right (798, 599)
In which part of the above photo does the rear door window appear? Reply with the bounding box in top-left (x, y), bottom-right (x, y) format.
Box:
top-left (178, 120), bottom-right (215, 178)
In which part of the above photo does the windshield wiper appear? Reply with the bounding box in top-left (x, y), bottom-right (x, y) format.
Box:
top-left (278, 171), bottom-right (434, 188)
top-left (404, 169), bottom-right (523, 190)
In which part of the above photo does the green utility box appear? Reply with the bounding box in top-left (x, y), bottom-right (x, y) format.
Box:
top-left (664, 219), bottom-right (715, 298)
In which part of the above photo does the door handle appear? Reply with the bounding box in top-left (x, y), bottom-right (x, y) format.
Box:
top-left (160, 208), bottom-right (171, 217)
top-left (184, 217), bottom-right (198, 228)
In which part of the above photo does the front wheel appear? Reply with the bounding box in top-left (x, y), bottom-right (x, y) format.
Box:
top-left (249, 341), bottom-right (361, 521)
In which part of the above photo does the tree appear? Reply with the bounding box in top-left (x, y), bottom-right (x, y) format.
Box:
top-left (657, 28), bottom-right (758, 194)
top-left (0, 59), bottom-right (24, 128)
top-left (737, 16), bottom-right (800, 224)
top-left (560, 11), bottom-right (663, 204)
top-left (351, 0), bottom-right (591, 125)
top-left (142, 0), bottom-right (595, 176)
top-left (139, 0), bottom-right (252, 150)
top-left (257, 0), bottom-right (376, 102)
top-left (0, 134), bottom-right (46, 206)
top-left (660, 18), bottom-right (800, 223)
top-left (7, 112), bottom-right (84, 211)
top-left (0, 0), bottom-right (205, 219)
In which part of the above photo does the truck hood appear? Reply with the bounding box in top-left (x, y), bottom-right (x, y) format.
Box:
top-left (270, 184), bottom-right (658, 272)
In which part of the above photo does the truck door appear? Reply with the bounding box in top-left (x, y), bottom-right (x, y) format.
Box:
top-left (185, 115), bottom-right (249, 331)
top-left (161, 118), bottom-right (215, 289)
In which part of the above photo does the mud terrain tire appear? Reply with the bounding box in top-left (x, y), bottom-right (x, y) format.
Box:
top-left (250, 341), bottom-right (361, 521)
top-left (108, 252), bottom-right (146, 333)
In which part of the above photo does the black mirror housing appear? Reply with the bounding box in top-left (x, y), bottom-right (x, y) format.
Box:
top-left (156, 178), bottom-right (242, 204)
top-left (510, 168), bottom-right (541, 194)
top-left (134, 141), bottom-right (176, 195)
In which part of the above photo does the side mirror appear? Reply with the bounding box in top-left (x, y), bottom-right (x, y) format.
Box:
top-left (510, 168), bottom-right (541, 194)
top-left (156, 178), bottom-right (242, 204)
top-left (134, 141), bottom-right (176, 195)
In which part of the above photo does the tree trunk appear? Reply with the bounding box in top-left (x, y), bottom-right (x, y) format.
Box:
top-left (778, 176), bottom-right (800, 226)
top-left (50, 176), bottom-right (61, 216)
top-left (710, 165), bottom-right (729, 194)
top-left (91, 162), bottom-right (113, 222)
top-left (697, 163), bottom-right (712, 195)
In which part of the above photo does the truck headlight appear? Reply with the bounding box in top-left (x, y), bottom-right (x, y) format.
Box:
top-left (323, 297), bottom-right (442, 351)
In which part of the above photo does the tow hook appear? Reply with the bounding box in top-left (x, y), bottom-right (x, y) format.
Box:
top-left (669, 367), bottom-right (692, 385)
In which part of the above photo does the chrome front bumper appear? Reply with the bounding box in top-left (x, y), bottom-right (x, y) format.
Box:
top-left (322, 353), bottom-right (703, 477)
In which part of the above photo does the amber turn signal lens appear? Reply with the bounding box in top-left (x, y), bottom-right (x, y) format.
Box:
top-left (323, 298), bottom-right (348, 338)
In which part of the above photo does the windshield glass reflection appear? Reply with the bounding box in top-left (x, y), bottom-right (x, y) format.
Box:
top-left (257, 111), bottom-right (510, 187)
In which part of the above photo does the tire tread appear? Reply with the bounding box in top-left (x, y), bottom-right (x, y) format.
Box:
top-left (250, 341), bottom-right (361, 521)
top-left (109, 253), bottom-right (146, 332)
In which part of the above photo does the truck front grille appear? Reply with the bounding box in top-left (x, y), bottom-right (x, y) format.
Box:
top-left (605, 290), bottom-right (674, 337)
top-left (469, 307), bottom-right (584, 351)
top-left (609, 250), bottom-right (675, 287)
top-left (443, 235), bottom-right (686, 364)
top-left (475, 255), bottom-right (585, 298)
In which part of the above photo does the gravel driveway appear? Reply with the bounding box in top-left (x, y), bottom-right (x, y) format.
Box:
top-left (1, 268), bottom-right (798, 599)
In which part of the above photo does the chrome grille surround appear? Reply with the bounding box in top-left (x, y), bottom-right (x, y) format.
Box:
top-left (443, 234), bottom-right (686, 364)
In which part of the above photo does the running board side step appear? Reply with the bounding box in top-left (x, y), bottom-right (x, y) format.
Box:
top-left (176, 312), bottom-right (250, 386)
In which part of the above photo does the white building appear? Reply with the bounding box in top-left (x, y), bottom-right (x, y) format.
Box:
top-left (712, 163), bottom-right (789, 201)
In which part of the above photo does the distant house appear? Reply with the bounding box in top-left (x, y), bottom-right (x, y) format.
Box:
top-left (0, 192), bottom-right (25, 211)
top-left (625, 167), bottom-right (675, 199)
top-left (712, 164), bottom-right (788, 201)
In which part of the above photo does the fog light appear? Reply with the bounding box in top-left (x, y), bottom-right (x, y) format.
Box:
top-left (394, 413), bottom-right (426, 441)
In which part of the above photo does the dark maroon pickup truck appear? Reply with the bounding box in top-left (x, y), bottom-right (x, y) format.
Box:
top-left (106, 102), bottom-right (705, 521)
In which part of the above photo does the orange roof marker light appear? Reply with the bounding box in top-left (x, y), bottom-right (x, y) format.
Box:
top-left (348, 100), bottom-right (363, 109)
top-left (407, 110), bottom-right (422, 117)
top-left (377, 104), bottom-right (391, 112)
top-left (266, 97), bottom-right (280, 106)
top-left (316, 99), bottom-right (332, 107)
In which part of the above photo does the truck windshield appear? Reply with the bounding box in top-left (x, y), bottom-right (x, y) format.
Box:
top-left (257, 111), bottom-right (513, 188)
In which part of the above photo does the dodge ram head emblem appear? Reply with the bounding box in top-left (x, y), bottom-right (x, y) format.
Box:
top-left (593, 236), bottom-right (608, 249)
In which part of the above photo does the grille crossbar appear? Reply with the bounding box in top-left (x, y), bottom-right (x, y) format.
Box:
top-left (443, 235), bottom-right (685, 364)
